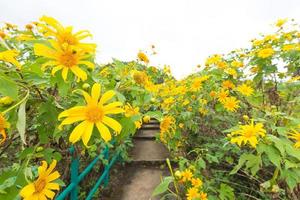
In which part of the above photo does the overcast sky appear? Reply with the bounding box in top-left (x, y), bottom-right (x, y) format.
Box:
top-left (1, 0), bottom-right (300, 78)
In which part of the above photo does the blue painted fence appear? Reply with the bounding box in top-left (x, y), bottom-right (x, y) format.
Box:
top-left (56, 143), bottom-right (120, 200)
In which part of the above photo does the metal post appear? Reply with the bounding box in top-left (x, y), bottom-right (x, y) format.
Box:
top-left (103, 146), bottom-right (109, 187)
top-left (70, 146), bottom-right (79, 200)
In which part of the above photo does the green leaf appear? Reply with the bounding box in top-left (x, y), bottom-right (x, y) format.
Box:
top-left (0, 177), bottom-right (16, 192)
top-left (267, 135), bottom-right (285, 156)
top-left (230, 153), bottom-right (261, 175)
top-left (0, 73), bottom-right (18, 99)
top-left (219, 183), bottom-right (235, 200)
top-left (152, 176), bottom-right (173, 197)
top-left (145, 111), bottom-right (163, 120)
top-left (259, 143), bottom-right (281, 169)
top-left (197, 157), bottom-right (206, 169)
top-left (16, 100), bottom-right (27, 145)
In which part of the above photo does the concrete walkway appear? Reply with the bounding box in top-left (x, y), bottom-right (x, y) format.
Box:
top-left (108, 119), bottom-right (170, 200)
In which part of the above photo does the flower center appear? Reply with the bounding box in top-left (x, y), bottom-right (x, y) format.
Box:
top-left (0, 115), bottom-right (5, 130)
top-left (34, 179), bottom-right (46, 193)
top-left (85, 106), bottom-right (104, 123)
top-left (160, 119), bottom-right (171, 131)
top-left (59, 31), bottom-right (78, 45)
top-left (244, 128), bottom-right (255, 138)
top-left (59, 51), bottom-right (78, 67)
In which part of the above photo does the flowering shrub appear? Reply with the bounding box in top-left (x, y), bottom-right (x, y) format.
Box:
top-left (151, 19), bottom-right (300, 199)
top-left (0, 16), bottom-right (300, 200)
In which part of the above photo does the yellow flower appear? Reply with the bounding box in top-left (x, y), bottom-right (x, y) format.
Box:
top-left (186, 187), bottom-right (200, 200)
top-left (229, 120), bottom-right (266, 148)
top-left (25, 24), bottom-right (34, 30)
top-left (209, 91), bottom-right (216, 98)
top-left (282, 44), bottom-right (297, 51)
top-left (191, 178), bottom-right (203, 188)
top-left (181, 169), bottom-right (193, 182)
top-left (257, 48), bottom-right (274, 58)
top-left (236, 83), bottom-right (253, 96)
top-left (161, 97), bottom-right (175, 110)
top-left (288, 129), bottom-right (300, 148)
top-left (0, 50), bottom-right (21, 69)
top-left (225, 68), bottom-right (237, 77)
top-left (252, 39), bottom-right (263, 46)
top-left (183, 99), bottom-right (190, 106)
top-left (38, 16), bottom-right (96, 53)
top-left (199, 108), bottom-right (208, 116)
top-left (222, 97), bottom-right (240, 112)
top-left (137, 51), bottom-right (149, 64)
top-left (276, 18), bottom-right (288, 27)
top-left (160, 116), bottom-right (175, 134)
top-left (143, 115), bottom-right (151, 123)
top-left (134, 120), bottom-right (142, 129)
top-left (175, 170), bottom-right (182, 179)
top-left (34, 41), bottom-right (94, 81)
top-left (288, 76), bottom-right (300, 83)
top-left (0, 96), bottom-right (14, 105)
top-left (124, 103), bottom-right (140, 117)
top-left (20, 160), bottom-right (60, 200)
top-left (133, 70), bottom-right (149, 85)
top-left (218, 90), bottom-right (229, 103)
top-left (0, 114), bottom-right (9, 145)
top-left (179, 123), bottom-right (184, 129)
top-left (0, 31), bottom-right (6, 39)
top-left (216, 61), bottom-right (228, 69)
top-left (199, 192), bottom-right (208, 200)
top-left (222, 80), bottom-right (235, 90)
top-left (163, 65), bottom-right (171, 74)
top-left (58, 83), bottom-right (124, 145)
top-left (250, 65), bottom-right (259, 74)
top-left (205, 54), bottom-right (222, 66)
top-left (16, 34), bottom-right (35, 41)
top-left (231, 60), bottom-right (243, 68)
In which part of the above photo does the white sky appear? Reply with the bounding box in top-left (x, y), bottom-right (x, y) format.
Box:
top-left (1, 0), bottom-right (300, 79)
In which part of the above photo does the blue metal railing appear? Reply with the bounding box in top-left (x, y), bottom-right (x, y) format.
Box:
top-left (56, 143), bottom-right (120, 200)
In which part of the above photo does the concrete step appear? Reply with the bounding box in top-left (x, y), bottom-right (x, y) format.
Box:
top-left (134, 129), bottom-right (160, 139)
top-left (131, 139), bottom-right (170, 162)
top-left (148, 119), bottom-right (160, 124)
top-left (141, 123), bottom-right (160, 129)
top-left (108, 165), bottom-right (169, 200)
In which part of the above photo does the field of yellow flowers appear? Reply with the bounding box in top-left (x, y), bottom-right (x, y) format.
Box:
top-left (0, 17), bottom-right (300, 200)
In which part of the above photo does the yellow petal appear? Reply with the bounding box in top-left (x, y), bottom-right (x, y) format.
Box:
top-left (99, 90), bottom-right (115, 105)
top-left (51, 65), bottom-right (63, 75)
top-left (91, 83), bottom-right (101, 102)
top-left (43, 188), bottom-right (56, 199)
top-left (103, 102), bottom-right (123, 111)
top-left (78, 61), bottom-right (95, 69)
top-left (20, 183), bottom-right (35, 198)
top-left (104, 108), bottom-right (124, 114)
top-left (102, 116), bottom-right (122, 134)
top-left (46, 183), bottom-right (60, 190)
top-left (59, 116), bottom-right (85, 129)
top-left (61, 67), bottom-right (68, 81)
top-left (70, 65), bottom-right (87, 81)
top-left (58, 106), bottom-right (86, 119)
top-left (45, 160), bottom-right (57, 176)
top-left (69, 121), bottom-right (88, 143)
top-left (81, 90), bottom-right (93, 104)
top-left (46, 171), bottom-right (60, 182)
top-left (96, 122), bottom-right (111, 142)
top-left (38, 161), bottom-right (48, 176)
top-left (40, 16), bottom-right (64, 32)
top-left (81, 122), bottom-right (94, 146)
top-left (34, 44), bottom-right (57, 59)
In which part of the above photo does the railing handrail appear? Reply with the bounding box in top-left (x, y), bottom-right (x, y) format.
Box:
top-left (55, 141), bottom-right (120, 200)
